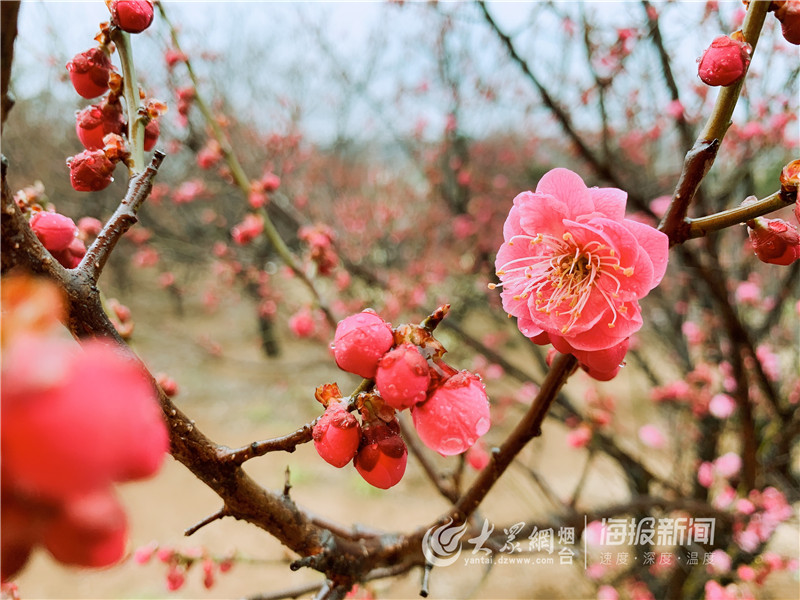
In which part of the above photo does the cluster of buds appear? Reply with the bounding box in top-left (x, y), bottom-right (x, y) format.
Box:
top-left (132, 543), bottom-right (234, 592)
top-left (247, 171), bottom-right (281, 209)
top-left (312, 307), bottom-right (491, 489)
top-left (298, 223), bottom-right (338, 276)
top-left (65, 2), bottom-right (162, 192)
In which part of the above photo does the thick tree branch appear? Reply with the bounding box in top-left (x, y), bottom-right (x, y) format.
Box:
top-left (1, 1), bottom-right (20, 131)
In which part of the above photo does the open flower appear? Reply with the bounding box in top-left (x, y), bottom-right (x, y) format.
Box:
top-left (492, 168), bottom-right (668, 377)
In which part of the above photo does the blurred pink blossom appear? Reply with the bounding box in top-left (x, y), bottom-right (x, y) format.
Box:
top-left (714, 452), bottom-right (742, 479)
top-left (638, 424), bottom-right (666, 449)
top-left (709, 393), bottom-right (736, 419)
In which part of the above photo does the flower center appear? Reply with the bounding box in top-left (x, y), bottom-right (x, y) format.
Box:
top-left (491, 232), bottom-right (633, 333)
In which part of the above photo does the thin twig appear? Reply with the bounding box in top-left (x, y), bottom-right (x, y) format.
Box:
top-left (156, 2), bottom-right (335, 328)
top-left (686, 189), bottom-right (797, 240)
top-left (184, 506), bottom-right (229, 536)
top-left (398, 414), bottom-right (458, 503)
top-left (219, 380), bottom-right (371, 465)
top-left (451, 353), bottom-right (578, 523)
top-left (110, 27), bottom-right (145, 173)
top-left (246, 581), bottom-right (323, 600)
top-left (78, 151), bottom-right (166, 281)
top-left (478, 1), bottom-right (625, 193)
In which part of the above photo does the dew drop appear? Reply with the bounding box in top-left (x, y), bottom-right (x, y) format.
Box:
top-left (440, 437), bottom-right (465, 455)
top-left (475, 417), bottom-right (490, 436)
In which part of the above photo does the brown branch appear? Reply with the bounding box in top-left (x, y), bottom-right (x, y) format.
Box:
top-left (658, 0), bottom-right (770, 244)
top-left (686, 188), bottom-right (797, 240)
top-left (641, 0), bottom-right (695, 153)
top-left (1, 1), bottom-right (20, 131)
top-left (184, 506), bottom-right (229, 536)
top-left (248, 581), bottom-right (324, 600)
top-left (478, 1), bottom-right (623, 191)
top-left (398, 414), bottom-right (458, 504)
top-left (658, 139), bottom-right (720, 244)
top-left (451, 352), bottom-right (578, 522)
top-left (78, 151), bottom-right (166, 281)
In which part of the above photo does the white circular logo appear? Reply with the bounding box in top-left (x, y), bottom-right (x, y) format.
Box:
top-left (422, 518), bottom-right (468, 567)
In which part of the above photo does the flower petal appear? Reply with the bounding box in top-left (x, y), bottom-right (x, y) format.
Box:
top-left (534, 168), bottom-right (594, 218)
top-left (588, 186), bottom-right (628, 221)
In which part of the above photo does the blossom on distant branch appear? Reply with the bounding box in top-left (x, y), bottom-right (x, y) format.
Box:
top-left (492, 168), bottom-right (669, 380)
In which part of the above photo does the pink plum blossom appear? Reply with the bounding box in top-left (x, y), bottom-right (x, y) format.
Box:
top-left (704, 581), bottom-right (736, 600)
top-left (712, 485), bottom-right (737, 510)
top-left (465, 441), bottom-right (490, 471)
top-left (566, 424), bottom-right (593, 448)
top-left (709, 393), bottom-right (736, 419)
top-left (638, 424), bottom-right (666, 449)
top-left (597, 585), bottom-right (619, 600)
top-left (288, 307), bottom-right (316, 338)
top-left (714, 452), bottom-right (742, 479)
top-left (708, 549), bottom-right (732, 573)
top-left (231, 214), bottom-right (264, 246)
top-left (493, 168), bottom-right (668, 380)
top-left (698, 461), bottom-right (714, 488)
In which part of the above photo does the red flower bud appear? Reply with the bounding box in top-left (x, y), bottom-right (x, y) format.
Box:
top-left (748, 217), bottom-right (800, 266)
top-left (775, 0), bottom-right (800, 45)
top-left (68, 149), bottom-right (116, 192)
top-left (143, 118), bottom-right (160, 152)
top-left (412, 370), bottom-right (490, 456)
top-left (75, 102), bottom-right (125, 150)
top-left (29, 211), bottom-right (78, 252)
top-left (51, 237), bottom-right (87, 270)
top-left (108, 0), bottom-right (155, 34)
top-left (230, 213), bottom-right (263, 245)
top-left (375, 343), bottom-right (430, 410)
top-left (312, 402), bottom-right (361, 468)
top-left (332, 310), bottom-right (394, 379)
top-left (353, 419), bottom-right (407, 489)
top-left (697, 35), bottom-right (751, 86)
top-left (66, 48), bottom-right (113, 99)
top-left (42, 489), bottom-right (127, 568)
top-left (260, 172), bottom-right (281, 192)
top-left (781, 158), bottom-right (800, 193)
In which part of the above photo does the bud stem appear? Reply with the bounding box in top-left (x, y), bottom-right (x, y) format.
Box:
top-left (687, 189), bottom-right (798, 240)
top-left (111, 28), bottom-right (145, 174)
